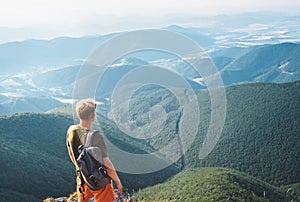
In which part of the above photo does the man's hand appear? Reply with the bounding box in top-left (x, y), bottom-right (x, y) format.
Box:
top-left (116, 182), bottom-right (123, 195)
top-left (103, 157), bottom-right (123, 195)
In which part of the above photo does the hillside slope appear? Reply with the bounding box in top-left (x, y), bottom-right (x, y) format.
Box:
top-left (0, 113), bottom-right (74, 201)
top-left (0, 113), bottom-right (179, 201)
top-left (0, 35), bottom-right (116, 75)
top-left (220, 43), bottom-right (300, 84)
top-left (190, 81), bottom-right (300, 186)
top-left (123, 81), bottom-right (300, 186)
top-left (134, 167), bottom-right (285, 202)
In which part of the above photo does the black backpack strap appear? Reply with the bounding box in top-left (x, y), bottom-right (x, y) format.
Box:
top-left (78, 173), bottom-right (85, 200)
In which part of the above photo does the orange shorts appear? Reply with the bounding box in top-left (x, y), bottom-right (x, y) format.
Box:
top-left (77, 182), bottom-right (115, 202)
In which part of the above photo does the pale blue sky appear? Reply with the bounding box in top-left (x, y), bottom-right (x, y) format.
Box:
top-left (1, 0), bottom-right (299, 43)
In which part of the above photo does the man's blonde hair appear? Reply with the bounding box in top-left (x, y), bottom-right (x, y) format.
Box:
top-left (76, 98), bottom-right (98, 120)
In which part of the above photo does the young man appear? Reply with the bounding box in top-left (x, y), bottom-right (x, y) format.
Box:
top-left (66, 98), bottom-right (123, 202)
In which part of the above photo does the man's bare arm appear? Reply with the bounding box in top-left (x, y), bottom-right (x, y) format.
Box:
top-left (103, 157), bottom-right (123, 194)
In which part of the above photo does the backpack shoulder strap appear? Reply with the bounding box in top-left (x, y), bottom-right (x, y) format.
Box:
top-left (85, 129), bottom-right (96, 147)
top-left (66, 125), bottom-right (81, 166)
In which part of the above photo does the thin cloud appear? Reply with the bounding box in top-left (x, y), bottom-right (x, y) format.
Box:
top-left (0, 0), bottom-right (299, 42)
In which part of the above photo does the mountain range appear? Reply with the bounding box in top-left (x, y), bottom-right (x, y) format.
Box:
top-left (218, 42), bottom-right (300, 84)
top-left (0, 40), bottom-right (299, 115)
top-left (0, 13), bottom-right (299, 116)
top-left (0, 13), bottom-right (299, 201)
top-left (0, 80), bottom-right (299, 201)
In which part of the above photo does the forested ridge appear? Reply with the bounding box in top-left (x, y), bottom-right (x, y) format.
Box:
top-left (126, 81), bottom-right (300, 186)
top-left (0, 81), bottom-right (299, 201)
top-left (133, 167), bottom-right (287, 202)
top-left (188, 81), bottom-right (300, 186)
top-left (0, 113), bottom-right (179, 201)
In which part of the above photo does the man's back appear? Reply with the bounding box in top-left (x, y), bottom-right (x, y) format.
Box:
top-left (67, 125), bottom-right (107, 162)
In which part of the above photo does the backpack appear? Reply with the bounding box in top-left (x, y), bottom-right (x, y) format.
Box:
top-left (76, 129), bottom-right (111, 191)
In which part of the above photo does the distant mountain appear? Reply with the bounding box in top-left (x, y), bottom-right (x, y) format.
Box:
top-left (0, 96), bottom-right (64, 115)
top-left (32, 65), bottom-right (80, 88)
top-left (1, 42), bottom-right (299, 116)
top-left (133, 167), bottom-right (285, 201)
top-left (0, 72), bottom-right (69, 115)
top-left (210, 46), bottom-right (252, 59)
top-left (0, 34), bottom-right (117, 75)
top-left (0, 12), bottom-right (299, 75)
top-left (0, 28), bottom-right (299, 115)
top-left (164, 25), bottom-right (215, 47)
top-left (23, 42), bottom-right (300, 93)
top-left (0, 27), bottom-right (215, 76)
top-left (219, 42), bottom-right (300, 85)
top-left (28, 56), bottom-right (204, 98)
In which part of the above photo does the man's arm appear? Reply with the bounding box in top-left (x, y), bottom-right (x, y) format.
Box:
top-left (66, 125), bottom-right (79, 166)
top-left (103, 157), bottom-right (123, 194)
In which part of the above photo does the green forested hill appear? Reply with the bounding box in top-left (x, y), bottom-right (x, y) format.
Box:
top-left (189, 81), bottom-right (300, 186)
top-left (0, 113), bottom-right (179, 201)
top-left (133, 167), bottom-right (285, 202)
top-left (0, 113), bottom-right (74, 201)
top-left (220, 43), bottom-right (300, 84)
top-left (124, 81), bottom-right (300, 187)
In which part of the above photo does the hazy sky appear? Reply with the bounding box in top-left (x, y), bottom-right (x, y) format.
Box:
top-left (1, 0), bottom-right (299, 43)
